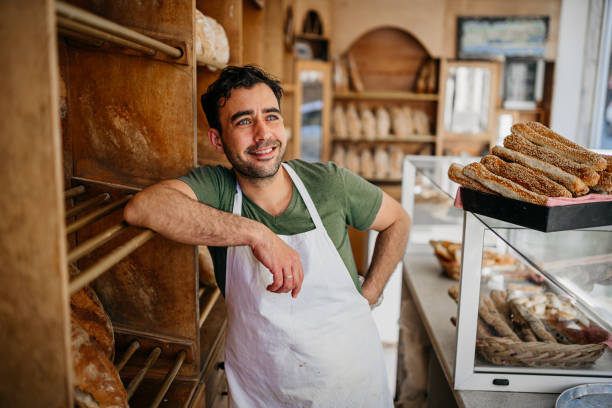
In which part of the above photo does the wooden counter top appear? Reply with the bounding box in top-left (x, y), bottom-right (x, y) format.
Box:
top-left (402, 247), bottom-right (559, 408)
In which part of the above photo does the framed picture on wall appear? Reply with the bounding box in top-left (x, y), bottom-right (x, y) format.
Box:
top-left (457, 16), bottom-right (549, 60)
top-left (502, 57), bottom-right (545, 110)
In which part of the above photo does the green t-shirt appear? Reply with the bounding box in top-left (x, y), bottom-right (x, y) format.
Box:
top-left (179, 159), bottom-right (383, 296)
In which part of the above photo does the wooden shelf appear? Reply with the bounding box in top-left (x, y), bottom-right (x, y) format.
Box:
top-left (333, 134), bottom-right (436, 143)
top-left (334, 91), bottom-right (438, 102)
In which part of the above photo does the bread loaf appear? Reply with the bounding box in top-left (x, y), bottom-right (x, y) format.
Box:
top-left (72, 318), bottom-right (128, 408)
top-left (332, 105), bottom-right (348, 139)
top-left (375, 106), bottom-right (391, 139)
top-left (195, 9), bottom-right (229, 70)
top-left (345, 146), bottom-right (360, 174)
top-left (331, 145), bottom-right (346, 168)
top-left (198, 246), bottom-right (216, 287)
top-left (360, 106), bottom-right (376, 140)
top-left (388, 146), bottom-right (403, 179)
top-left (359, 148), bottom-right (374, 179)
top-left (70, 286), bottom-right (115, 361)
top-left (373, 147), bottom-right (389, 179)
top-left (346, 104), bottom-right (362, 140)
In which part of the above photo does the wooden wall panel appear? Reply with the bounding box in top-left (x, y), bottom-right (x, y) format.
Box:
top-left (243, 0), bottom-right (265, 66)
top-left (63, 0), bottom-right (195, 187)
top-left (331, 0), bottom-right (560, 59)
top-left (61, 0), bottom-right (200, 377)
top-left (347, 27), bottom-right (429, 92)
top-left (331, 0), bottom-right (446, 57)
top-left (0, 0), bottom-right (72, 406)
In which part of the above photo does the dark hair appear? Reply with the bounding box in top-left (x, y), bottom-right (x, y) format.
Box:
top-left (201, 65), bottom-right (283, 135)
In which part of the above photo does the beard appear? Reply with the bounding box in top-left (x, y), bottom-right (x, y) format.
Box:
top-left (223, 139), bottom-right (286, 179)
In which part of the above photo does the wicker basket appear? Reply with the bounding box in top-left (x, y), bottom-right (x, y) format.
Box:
top-left (476, 337), bottom-right (607, 368)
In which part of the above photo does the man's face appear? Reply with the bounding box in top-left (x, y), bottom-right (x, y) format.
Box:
top-left (216, 83), bottom-right (286, 179)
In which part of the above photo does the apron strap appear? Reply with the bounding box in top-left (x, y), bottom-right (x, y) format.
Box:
top-left (232, 183), bottom-right (243, 216)
top-left (281, 163), bottom-right (324, 230)
top-left (231, 163), bottom-right (325, 230)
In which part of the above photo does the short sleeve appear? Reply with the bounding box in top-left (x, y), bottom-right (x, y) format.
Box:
top-left (178, 165), bottom-right (233, 210)
top-left (340, 167), bottom-right (383, 230)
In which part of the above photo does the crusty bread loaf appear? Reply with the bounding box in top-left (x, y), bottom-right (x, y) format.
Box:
top-left (194, 9), bottom-right (229, 71)
top-left (480, 154), bottom-right (571, 198)
top-left (513, 123), bottom-right (606, 171)
top-left (70, 286), bottom-right (115, 361)
top-left (591, 171), bottom-right (612, 193)
top-left (198, 245), bottom-right (216, 287)
top-left (504, 133), bottom-right (600, 186)
top-left (72, 318), bottom-right (128, 408)
top-left (448, 163), bottom-right (496, 195)
top-left (462, 162), bottom-right (548, 205)
top-left (491, 146), bottom-right (589, 196)
top-left (525, 121), bottom-right (607, 170)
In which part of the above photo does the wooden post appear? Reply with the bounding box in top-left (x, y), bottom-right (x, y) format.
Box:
top-left (0, 0), bottom-right (72, 406)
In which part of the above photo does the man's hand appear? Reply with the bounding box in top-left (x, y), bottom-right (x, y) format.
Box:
top-left (251, 229), bottom-right (303, 298)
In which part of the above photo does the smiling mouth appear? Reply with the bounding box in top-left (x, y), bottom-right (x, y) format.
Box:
top-left (247, 142), bottom-right (279, 158)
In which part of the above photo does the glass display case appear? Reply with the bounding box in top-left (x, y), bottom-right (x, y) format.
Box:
top-left (455, 211), bottom-right (612, 393)
top-left (402, 155), bottom-right (612, 393)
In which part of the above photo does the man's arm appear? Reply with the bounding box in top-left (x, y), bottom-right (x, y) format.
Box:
top-left (360, 192), bottom-right (411, 305)
top-left (123, 180), bottom-right (303, 297)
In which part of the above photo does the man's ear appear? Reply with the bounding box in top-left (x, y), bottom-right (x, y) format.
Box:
top-left (208, 128), bottom-right (224, 154)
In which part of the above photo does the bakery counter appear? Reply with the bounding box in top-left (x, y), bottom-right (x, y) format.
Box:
top-left (402, 246), bottom-right (558, 408)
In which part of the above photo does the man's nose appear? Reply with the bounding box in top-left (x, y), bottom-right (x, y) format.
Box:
top-left (253, 118), bottom-right (270, 141)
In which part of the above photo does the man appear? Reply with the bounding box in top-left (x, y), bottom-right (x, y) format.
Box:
top-left (124, 65), bottom-right (410, 407)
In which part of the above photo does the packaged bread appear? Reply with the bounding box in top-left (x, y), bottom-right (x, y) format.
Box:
top-left (373, 147), bottom-right (389, 179)
top-left (389, 146), bottom-right (404, 179)
top-left (331, 144), bottom-right (346, 168)
top-left (198, 246), bottom-right (217, 287)
top-left (360, 106), bottom-right (376, 141)
top-left (345, 146), bottom-right (360, 174)
top-left (71, 318), bottom-right (128, 408)
top-left (195, 9), bottom-right (229, 70)
top-left (375, 106), bottom-right (391, 139)
top-left (391, 106), bottom-right (409, 138)
top-left (346, 103), bottom-right (362, 140)
top-left (359, 148), bottom-right (374, 179)
top-left (413, 109), bottom-right (430, 135)
top-left (332, 105), bottom-right (348, 139)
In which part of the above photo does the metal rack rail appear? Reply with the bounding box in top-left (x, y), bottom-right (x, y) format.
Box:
top-left (56, 1), bottom-right (182, 59)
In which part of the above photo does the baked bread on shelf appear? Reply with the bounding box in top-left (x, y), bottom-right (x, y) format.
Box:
top-left (448, 122), bottom-right (611, 204)
top-left (71, 318), bottom-right (128, 408)
top-left (448, 285), bottom-right (610, 367)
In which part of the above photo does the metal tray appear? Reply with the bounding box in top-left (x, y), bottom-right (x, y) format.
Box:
top-left (459, 188), bottom-right (612, 232)
top-left (556, 383), bottom-right (612, 407)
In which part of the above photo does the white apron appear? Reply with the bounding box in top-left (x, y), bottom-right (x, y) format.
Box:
top-left (224, 163), bottom-right (392, 408)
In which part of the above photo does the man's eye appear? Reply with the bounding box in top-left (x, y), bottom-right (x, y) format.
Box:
top-left (237, 118), bottom-right (250, 125)
top-left (266, 115), bottom-right (279, 121)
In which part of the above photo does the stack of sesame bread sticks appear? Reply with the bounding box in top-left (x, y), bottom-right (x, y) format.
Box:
top-left (449, 122), bottom-right (612, 205)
